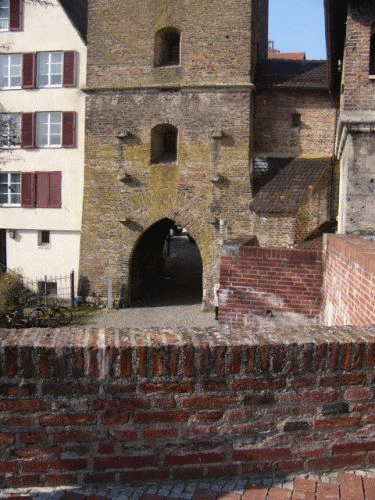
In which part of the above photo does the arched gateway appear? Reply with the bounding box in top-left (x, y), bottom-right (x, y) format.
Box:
top-left (129, 218), bottom-right (203, 306)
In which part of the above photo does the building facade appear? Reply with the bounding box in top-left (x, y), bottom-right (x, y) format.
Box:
top-left (326, 0), bottom-right (375, 235)
top-left (0, 0), bottom-right (86, 294)
top-left (79, 0), bottom-right (269, 306)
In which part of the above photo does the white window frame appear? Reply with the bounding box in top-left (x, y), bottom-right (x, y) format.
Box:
top-left (37, 52), bottom-right (63, 88)
top-left (36, 112), bottom-right (63, 148)
top-left (0, 172), bottom-right (21, 206)
top-left (0, 54), bottom-right (22, 89)
top-left (0, 0), bottom-right (9, 31)
top-left (0, 113), bottom-right (21, 148)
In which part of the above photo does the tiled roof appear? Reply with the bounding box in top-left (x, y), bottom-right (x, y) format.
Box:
top-left (249, 156), bottom-right (332, 215)
top-left (268, 51), bottom-right (306, 61)
top-left (255, 60), bottom-right (329, 90)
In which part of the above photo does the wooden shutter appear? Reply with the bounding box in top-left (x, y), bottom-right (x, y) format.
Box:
top-left (48, 172), bottom-right (61, 208)
top-left (62, 111), bottom-right (76, 147)
top-left (21, 113), bottom-right (35, 148)
top-left (21, 172), bottom-right (35, 208)
top-left (35, 172), bottom-right (61, 208)
top-left (63, 51), bottom-right (77, 87)
top-left (35, 172), bottom-right (49, 208)
top-left (22, 53), bottom-right (35, 89)
top-left (9, 0), bottom-right (22, 31)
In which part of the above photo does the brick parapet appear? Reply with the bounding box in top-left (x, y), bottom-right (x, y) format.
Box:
top-left (219, 245), bottom-right (323, 325)
top-left (321, 235), bottom-right (375, 326)
top-left (2, 325), bottom-right (375, 488)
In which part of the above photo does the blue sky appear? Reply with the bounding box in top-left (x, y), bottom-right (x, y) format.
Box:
top-left (269, 0), bottom-right (327, 60)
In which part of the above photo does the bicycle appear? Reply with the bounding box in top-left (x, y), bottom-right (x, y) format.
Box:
top-left (29, 301), bottom-right (72, 327)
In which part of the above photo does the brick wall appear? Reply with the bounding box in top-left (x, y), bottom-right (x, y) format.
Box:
top-left (321, 235), bottom-right (375, 326)
top-left (218, 239), bottom-right (323, 326)
top-left (341, 2), bottom-right (375, 112)
top-left (253, 89), bottom-right (336, 157)
top-left (86, 0), bottom-right (254, 89)
top-left (2, 325), bottom-right (375, 488)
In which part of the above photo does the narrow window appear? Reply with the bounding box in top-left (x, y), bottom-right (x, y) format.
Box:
top-left (0, 113), bottom-right (21, 148)
top-left (0, 54), bottom-right (22, 89)
top-left (151, 124), bottom-right (178, 164)
top-left (36, 112), bottom-right (62, 147)
top-left (37, 52), bottom-right (63, 88)
top-left (370, 31), bottom-right (375, 76)
top-left (292, 113), bottom-right (301, 128)
top-left (38, 230), bottom-right (50, 246)
top-left (0, 172), bottom-right (21, 205)
top-left (154, 28), bottom-right (180, 67)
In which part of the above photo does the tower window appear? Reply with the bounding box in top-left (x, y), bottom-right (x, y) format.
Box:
top-left (151, 124), bottom-right (178, 164)
top-left (370, 31), bottom-right (375, 76)
top-left (291, 113), bottom-right (301, 128)
top-left (154, 28), bottom-right (180, 67)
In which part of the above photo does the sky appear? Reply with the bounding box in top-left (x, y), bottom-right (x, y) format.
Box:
top-left (269, 0), bottom-right (327, 60)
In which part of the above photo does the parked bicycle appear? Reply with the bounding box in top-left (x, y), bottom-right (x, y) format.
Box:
top-left (28, 301), bottom-right (72, 327)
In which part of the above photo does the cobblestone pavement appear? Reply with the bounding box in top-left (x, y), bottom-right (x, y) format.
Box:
top-left (79, 303), bottom-right (217, 329)
top-left (2, 470), bottom-right (375, 500)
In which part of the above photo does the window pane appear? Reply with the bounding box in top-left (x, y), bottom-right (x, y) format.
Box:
top-left (0, 0), bottom-right (9, 30)
top-left (37, 112), bottom-right (62, 147)
top-left (37, 52), bottom-right (63, 87)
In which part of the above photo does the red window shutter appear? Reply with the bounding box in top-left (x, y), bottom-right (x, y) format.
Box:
top-left (22, 53), bottom-right (35, 89)
top-left (49, 172), bottom-right (62, 208)
top-left (21, 172), bottom-right (35, 208)
top-left (35, 172), bottom-right (50, 208)
top-left (21, 113), bottom-right (35, 148)
top-left (10, 0), bottom-right (22, 31)
top-left (63, 51), bottom-right (77, 87)
top-left (62, 111), bottom-right (76, 147)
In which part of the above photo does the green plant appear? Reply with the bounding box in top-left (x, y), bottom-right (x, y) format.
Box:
top-left (0, 271), bottom-right (26, 317)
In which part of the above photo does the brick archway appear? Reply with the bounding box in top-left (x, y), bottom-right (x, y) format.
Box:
top-left (128, 217), bottom-right (203, 306)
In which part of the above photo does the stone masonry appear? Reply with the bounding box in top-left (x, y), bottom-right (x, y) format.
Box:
top-left (79, 0), bottom-right (336, 306)
top-left (80, 0), bottom-right (268, 305)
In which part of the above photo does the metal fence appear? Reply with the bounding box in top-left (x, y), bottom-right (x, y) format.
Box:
top-left (22, 271), bottom-right (75, 307)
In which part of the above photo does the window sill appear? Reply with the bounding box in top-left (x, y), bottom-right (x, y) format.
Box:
top-left (38, 244), bottom-right (51, 249)
top-left (0, 87), bottom-right (22, 91)
top-left (369, 75), bottom-right (375, 80)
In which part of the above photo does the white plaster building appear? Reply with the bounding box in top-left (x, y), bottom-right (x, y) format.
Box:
top-left (0, 0), bottom-right (86, 295)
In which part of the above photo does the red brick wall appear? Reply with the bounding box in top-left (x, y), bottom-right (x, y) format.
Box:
top-left (1, 325), bottom-right (375, 488)
top-left (219, 240), bottom-right (322, 326)
top-left (321, 235), bottom-right (375, 326)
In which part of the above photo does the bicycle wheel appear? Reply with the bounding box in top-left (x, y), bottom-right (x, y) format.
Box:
top-left (29, 307), bottom-right (48, 327)
top-left (54, 306), bottom-right (72, 326)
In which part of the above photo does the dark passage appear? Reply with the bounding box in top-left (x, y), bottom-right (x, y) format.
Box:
top-left (129, 219), bottom-right (203, 306)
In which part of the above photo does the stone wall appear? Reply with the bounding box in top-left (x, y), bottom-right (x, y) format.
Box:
top-left (80, 88), bottom-right (252, 302)
top-left (86, 0), bottom-right (255, 89)
top-left (1, 325), bottom-right (375, 488)
top-left (253, 89), bottom-right (336, 157)
top-left (321, 235), bottom-right (375, 326)
top-left (218, 240), bottom-right (323, 326)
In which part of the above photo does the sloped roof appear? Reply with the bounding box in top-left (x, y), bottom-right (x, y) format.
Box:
top-left (59, 0), bottom-right (87, 41)
top-left (255, 60), bottom-right (329, 90)
top-left (249, 157), bottom-right (332, 215)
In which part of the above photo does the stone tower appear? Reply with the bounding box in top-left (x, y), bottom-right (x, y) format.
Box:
top-left (79, 0), bottom-right (268, 306)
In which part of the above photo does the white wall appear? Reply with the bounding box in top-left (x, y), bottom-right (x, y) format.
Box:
top-left (0, 0), bottom-right (86, 281)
